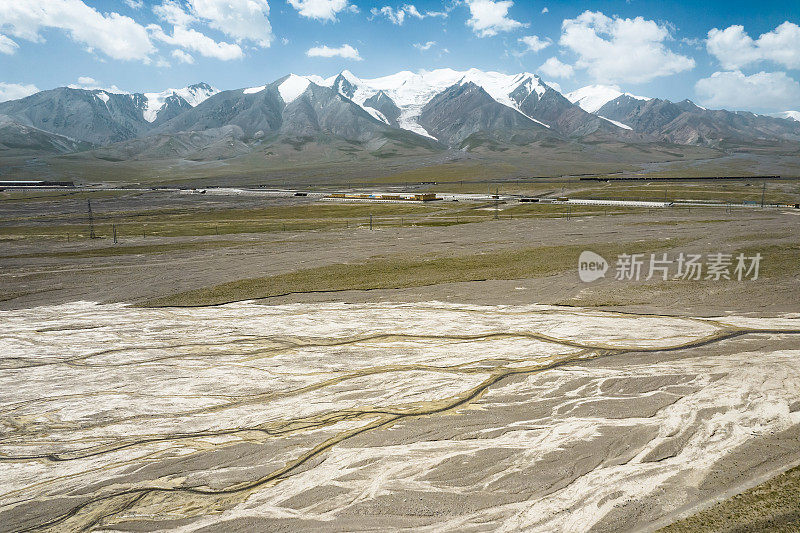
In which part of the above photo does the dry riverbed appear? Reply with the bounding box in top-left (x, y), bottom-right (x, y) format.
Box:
top-left (1, 301), bottom-right (799, 531)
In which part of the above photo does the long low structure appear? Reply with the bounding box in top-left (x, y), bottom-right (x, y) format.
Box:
top-left (323, 192), bottom-right (439, 203)
top-left (541, 198), bottom-right (672, 208)
top-left (0, 180), bottom-right (75, 188)
top-left (321, 197), bottom-right (432, 204)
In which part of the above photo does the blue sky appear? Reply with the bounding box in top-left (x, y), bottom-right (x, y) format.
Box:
top-left (1, 0), bottom-right (799, 112)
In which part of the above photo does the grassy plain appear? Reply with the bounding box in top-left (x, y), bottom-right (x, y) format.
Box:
top-left (660, 464), bottom-right (800, 533)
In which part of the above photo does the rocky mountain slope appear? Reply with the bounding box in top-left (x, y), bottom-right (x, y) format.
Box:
top-left (0, 83), bottom-right (217, 145)
top-left (569, 85), bottom-right (800, 146)
top-left (1, 71), bottom-right (799, 163)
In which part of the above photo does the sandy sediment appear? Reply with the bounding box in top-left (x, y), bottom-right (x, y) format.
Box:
top-left (0, 301), bottom-right (798, 532)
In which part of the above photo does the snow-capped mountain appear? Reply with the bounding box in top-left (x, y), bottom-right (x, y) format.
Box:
top-left (565, 85), bottom-right (653, 130)
top-left (0, 88), bottom-right (152, 144)
top-left (566, 84), bottom-right (800, 145)
top-left (237, 68), bottom-right (633, 142)
top-left (0, 83), bottom-right (218, 144)
top-left (565, 85), bottom-right (650, 114)
top-left (1, 70), bottom-right (800, 159)
top-left (243, 69), bottom-right (559, 139)
top-left (770, 111), bottom-right (800, 122)
top-left (72, 82), bottom-right (219, 123)
top-left (142, 83), bottom-right (218, 123)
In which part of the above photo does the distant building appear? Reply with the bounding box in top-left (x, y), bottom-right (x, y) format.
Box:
top-left (323, 192), bottom-right (438, 203)
top-left (0, 180), bottom-right (75, 189)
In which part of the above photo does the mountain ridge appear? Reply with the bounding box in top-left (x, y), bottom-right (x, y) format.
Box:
top-left (1, 69), bottom-right (799, 163)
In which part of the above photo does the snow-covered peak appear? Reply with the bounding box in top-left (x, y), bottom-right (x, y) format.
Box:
top-left (459, 69), bottom-right (546, 102)
top-left (178, 83), bottom-right (217, 107)
top-left (566, 85), bottom-right (650, 113)
top-left (310, 68), bottom-right (554, 136)
top-left (338, 69), bottom-right (360, 84)
top-left (278, 74), bottom-right (312, 104)
top-left (299, 69), bottom-right (548, 109)
top-left (238, 69), bottom-right (558, 137)
top-left (770, 110), bottom-right (800, 122)
top-left (142, 83), bottom-right (218, 122)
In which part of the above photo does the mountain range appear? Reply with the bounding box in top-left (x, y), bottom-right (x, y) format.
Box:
top-left (1, 70), bottom-right (799, 163)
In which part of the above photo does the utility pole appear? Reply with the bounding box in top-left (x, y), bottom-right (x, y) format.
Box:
top-left (112, 224), bottom-right (117, 244)
top-left (87, 199), bottom-right (96, 239)
top-left (761, 182), bottom-right (766, 207)
top-left (369, 214), bottom-right (373, 230)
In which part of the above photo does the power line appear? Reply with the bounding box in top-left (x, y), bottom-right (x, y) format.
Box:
top-left (87, 199), bottom-right (96, 239)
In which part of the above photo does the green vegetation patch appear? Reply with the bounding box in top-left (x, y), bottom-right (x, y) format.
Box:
top-left (0, 202), bottom-right (451, 240)
top-left (735, 243), bottom-right (800, 279)
top-left (143, 238), bottom-right (679, 307)
top-left (659, 463), bottom-right (800, 533)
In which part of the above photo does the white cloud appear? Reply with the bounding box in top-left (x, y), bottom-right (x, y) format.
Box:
top-left (425, 10), bottom-right (448, 19)
top-left (153, 0), bottom-right (197, 27)
top-left (541, 7), bottom-right (548, 14)
top-left (559, 10), bottom-right (695, 84)
top-left (707, 22), bottom-right (800, 70)
top-left (149, 24), bottom-right (243, 60)
top-left (67, 78), bottom-right (128, 92)
top-left (519, 34), bottom-right (550, 53)
top-left (0, 82), bottom-right (39, 102)
top-left (187, 0), bottom-right (272, 46)
top-left (171, 48), bottom-right (195, 63)
top-left (538, 57), bottom-right (574, 78)
top-left (287, 0), bottom-right (353, 22)
top-left (0, 0), bottom-right (155, 61)
top-left (306, 43), bottom-right (362, 60)
top-left (150, 0), bottom-right (272, 58)
top-left (465, 0), bottom-right (527, 38)
top-left (695, 70), bottom-right (800, 112)
top-left (124, 0), bottom-right (144, 9)
top-left (413, 40), bottom-right (436, 51)
top-left (0, 34), bottom-right (18, 54)
top-left (370, 4), bottom-right (429, 25)
top-left (681, 37), bottom-right (703, 49)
